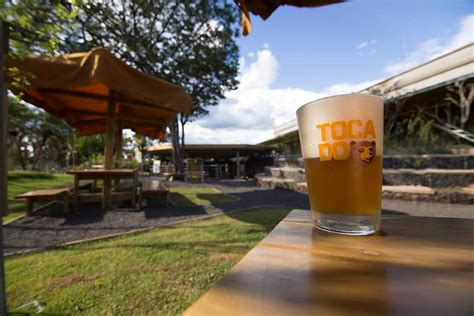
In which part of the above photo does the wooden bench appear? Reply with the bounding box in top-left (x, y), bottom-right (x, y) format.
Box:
top-left (140, 179), bottom-right (170, 207)
top-left (163, 172), bottom-right (185, 182)
top-left (15, 188), bottom-right (71, 215)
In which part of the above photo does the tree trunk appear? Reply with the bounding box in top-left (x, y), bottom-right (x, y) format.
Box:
top-left (31, 136), bottom-right (48, 171)
top-left (139, 146), bottom-right (145, 172)
top-left (16, 136), bottom-right (26, 170)
top-left (171, 118), bottom-right (183, 173)
top-left (179, 114), bottom-right (187, 168)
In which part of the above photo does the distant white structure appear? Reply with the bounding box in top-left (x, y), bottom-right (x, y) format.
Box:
top-left (269, 43), bottom-right (474, 141)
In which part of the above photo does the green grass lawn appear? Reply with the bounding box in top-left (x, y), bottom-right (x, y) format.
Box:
top-left (170, 187), bottom-right (240, 207)
top-left (6, 207), bottom-right (291, 315)
top-left (5, 171), bottom-right (73, 223)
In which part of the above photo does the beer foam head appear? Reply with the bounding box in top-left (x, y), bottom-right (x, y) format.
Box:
top-left (296, 94), bottom-right (383, 159)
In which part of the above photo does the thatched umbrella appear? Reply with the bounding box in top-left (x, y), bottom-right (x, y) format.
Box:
top-left (7, 47), bottom-right (192, 168)
top-left (235, 0), bottom-right (345, 35)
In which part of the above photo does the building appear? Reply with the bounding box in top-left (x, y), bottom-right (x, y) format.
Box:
top-left (261, 43), bottom-right (474, 154)
top-left (147, 143), bottom-right (274, 179)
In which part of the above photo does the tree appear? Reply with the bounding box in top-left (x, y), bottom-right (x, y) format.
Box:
top-left (0, 0), bottom-right (77, 55)
top-left (60, 0), bottom-right (240, 172)
top-left (134, 135), bottom-right (153, 171)
top-left (8, 97), bottom-right (75, 170)
top-left (1, 1), bottom-right (79, 170)
top-left (74, 135), bottom-right (105, 165)
top-left (445, 80), bottom-right (473, 129)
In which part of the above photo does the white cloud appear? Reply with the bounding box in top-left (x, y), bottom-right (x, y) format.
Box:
top-left (356, 42), bottom-right (369, 50)
top-left (356, 40), bottom-right (376, 50)
top-left (385, 14), bottom-right (474, 75)
top-left (186, 49), bottom-right (377, 144)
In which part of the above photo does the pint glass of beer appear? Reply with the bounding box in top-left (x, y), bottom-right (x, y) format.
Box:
top-left (296, 94), bottom-right (383, 235)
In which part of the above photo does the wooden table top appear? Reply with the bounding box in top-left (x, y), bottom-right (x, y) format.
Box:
top-left (185, 210), bottom-right (474, 316)
top-left (67, 169), bottom-right (134, 176)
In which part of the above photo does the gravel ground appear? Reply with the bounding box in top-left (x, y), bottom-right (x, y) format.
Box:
top-left (4, 179), bottom-right (474, 255)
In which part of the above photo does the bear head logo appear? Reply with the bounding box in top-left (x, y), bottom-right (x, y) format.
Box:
top-left (350, 141), bottom-right (376, 163)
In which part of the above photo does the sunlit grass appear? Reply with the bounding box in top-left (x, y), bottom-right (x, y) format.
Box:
top-left (6, 207), bottom-right (291, 315)
top-left (170, 187), bottom-right (239, 207)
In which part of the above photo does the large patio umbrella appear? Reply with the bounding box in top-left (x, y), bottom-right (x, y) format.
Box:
top-left (235, 0), bottom-right (345, 35)
top-left (7, 47), bottom-right (192, 168)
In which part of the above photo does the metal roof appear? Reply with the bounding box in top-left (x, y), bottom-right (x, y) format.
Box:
top-left (148, 144), bottom-right (274, 159)
top-left (265, 43), bottom-right (474, 142)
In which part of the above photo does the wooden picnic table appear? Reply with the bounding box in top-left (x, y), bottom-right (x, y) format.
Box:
top-left (185, 210), bottom-right (474, 316)
top-left (67, 169), bottom-right (135, 211)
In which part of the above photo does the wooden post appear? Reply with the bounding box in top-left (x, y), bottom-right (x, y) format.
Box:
top-left (114, 121), bottom-right (123, 168)
top-left (236, 151), bottom-right (241, 179)
top-left (113, 121), bottom-right (122, 188)
top-left (103, 91), bottom-right (116, 211)
top-left (0, 21), bottom-right (9, 217)
top-left (63, 192), bottom-right (70, 215)
top-left (73, 175), bottom-right (79, 211)
top-left (104, 91), bottom-right (116, 170)
top-left (25, 199), bottom-right (33, 216)
top-left (0, 20), bottom-right (10, 316)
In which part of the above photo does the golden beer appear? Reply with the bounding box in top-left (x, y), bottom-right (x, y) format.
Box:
top-left (304, 157), bottom-right (382, 216)
top-left (297, 93), bottom-right (383, 235)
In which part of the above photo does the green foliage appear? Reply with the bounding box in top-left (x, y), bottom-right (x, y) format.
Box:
top-left (61, 1), bottom-right (240, 117)
top-left (6, 207), bottom-right (291, 314)
top-left (60, 0), bottom-right (241, 171)
top-left (1, 0), bottom-right (79, 93)
top-left (74, 135), bottom-right (105, 163)
top-left (8, 97), bottom-right (75, 170)
top-left (384, 110), bottom-right (454, 154)
top-left (120, 159), bottom-right (141, 170)
top-left (0, 0), bottom-right (78, 55)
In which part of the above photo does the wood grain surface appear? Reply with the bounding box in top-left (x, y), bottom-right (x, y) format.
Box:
top-left (185, 210), bottom-right (474, 316)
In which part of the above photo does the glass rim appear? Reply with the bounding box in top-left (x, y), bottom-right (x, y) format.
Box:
top-left (296, 93), bottom-right (383, 115)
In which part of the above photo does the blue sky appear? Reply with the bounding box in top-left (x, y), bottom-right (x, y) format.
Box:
top-left (186, 1), bottom-right (473, 144)
top-left (237, 0), bottom-right (472, 91)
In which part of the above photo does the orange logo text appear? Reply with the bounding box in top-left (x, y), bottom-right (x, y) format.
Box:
top-left (315, 120), bottom-right (376, 161)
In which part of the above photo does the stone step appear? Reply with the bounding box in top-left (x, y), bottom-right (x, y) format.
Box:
top-left (383, 155), bottom-right (474, 169)
top-left (259, 177), bottom-right (473, 204)
top-left (264, 166), bottom-right (306, 181)
top-left (294, 182), bottom-right (308, 194)
top-left (255, 174), bottom-right (298, 191)
top-left (266, 166), bottom-right (474, 188)
top-left (382, 185), bottom-right (474, 204)
top-left (276, 154), bottom-right (474, 170)
top-left (383, 169), bottom-right (474, 187)
top-left (274, 155), bottom-right (302, 167)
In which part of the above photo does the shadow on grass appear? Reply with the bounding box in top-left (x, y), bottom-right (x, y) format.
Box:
top-left (224, 207), bottom-right (292, 231)
top-left (195, 193), bottom-right (239, 204)
top-left (169, 192), bottom-right (238, 207)
top-left (4, 187), bottom-right (411, 255)
top-left (169, 192), bottom-right (202, 207)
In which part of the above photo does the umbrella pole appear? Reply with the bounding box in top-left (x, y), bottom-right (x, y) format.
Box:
top-left (113, 120), bottom-right (122, 188)
top-left (103, 91), bottom-right (116, 211)
top-left (114, 120), bottom-right (122, 168)
top-left (0, 20), bottom-right (9, 315)
top-left (104, 91), bottom-right (116, 169)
